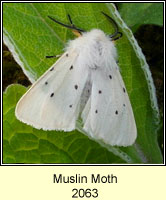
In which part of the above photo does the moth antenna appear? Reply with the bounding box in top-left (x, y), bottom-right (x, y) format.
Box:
top-left (101, 12), bottom-right (123, 40)
top-left (67, 14), bottom-right (73, 25)
top-left (48, 15), bottom-right (85, 33)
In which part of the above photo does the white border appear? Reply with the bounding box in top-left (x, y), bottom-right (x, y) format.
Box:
top-left (1, 0), bottom-right (165, 166)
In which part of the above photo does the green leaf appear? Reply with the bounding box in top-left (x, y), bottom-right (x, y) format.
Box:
top-left (117, 3), bottom-right (163, 32)
top-left (3, 3), bottom-right (163, 163)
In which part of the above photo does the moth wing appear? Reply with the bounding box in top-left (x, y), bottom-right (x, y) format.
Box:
top-left (16, 51), bottom-right (89, 131)
top-left (82, 66), bottom-right (137, 146)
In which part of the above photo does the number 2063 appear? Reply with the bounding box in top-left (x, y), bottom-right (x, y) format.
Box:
top-left (72, 188), bottom-right (98, 198)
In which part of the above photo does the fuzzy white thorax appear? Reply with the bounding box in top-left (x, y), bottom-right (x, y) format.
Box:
top-left (65, 29), bottom-right (118, 71)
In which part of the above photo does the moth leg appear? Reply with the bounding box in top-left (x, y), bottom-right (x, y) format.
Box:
top-left (45, 54), bottom-right (62, 59)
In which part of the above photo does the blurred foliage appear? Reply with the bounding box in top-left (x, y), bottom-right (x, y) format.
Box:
top-left (117, 3), bottom-right (163, 32)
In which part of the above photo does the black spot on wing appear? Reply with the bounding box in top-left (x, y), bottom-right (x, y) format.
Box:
top-left (50, 93), bottom-right (54, 97)
top-left (109, 75), bottom-right (112, 79)
top-left (123, 87), bottom-right (126, 93)
top-left (69, 105), bottom-right (72, 108)
top-left (50, 67), bottom-right (54, 71)
top-left (45, 81), bottom-right (48, 85)
top-left (95, 110), bottom-right (98, 114)
top-left (70, 65), bottom-right (73, 70)
top-left (98, 90), bottom-right (102, 94)
top-left (115, 110), bottom-right (118, 115)
top-left (74, 85), bottom-right (78, 90)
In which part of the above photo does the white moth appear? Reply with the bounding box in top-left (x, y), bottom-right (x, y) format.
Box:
top-left (15, 13), bottom-right (137, 146)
